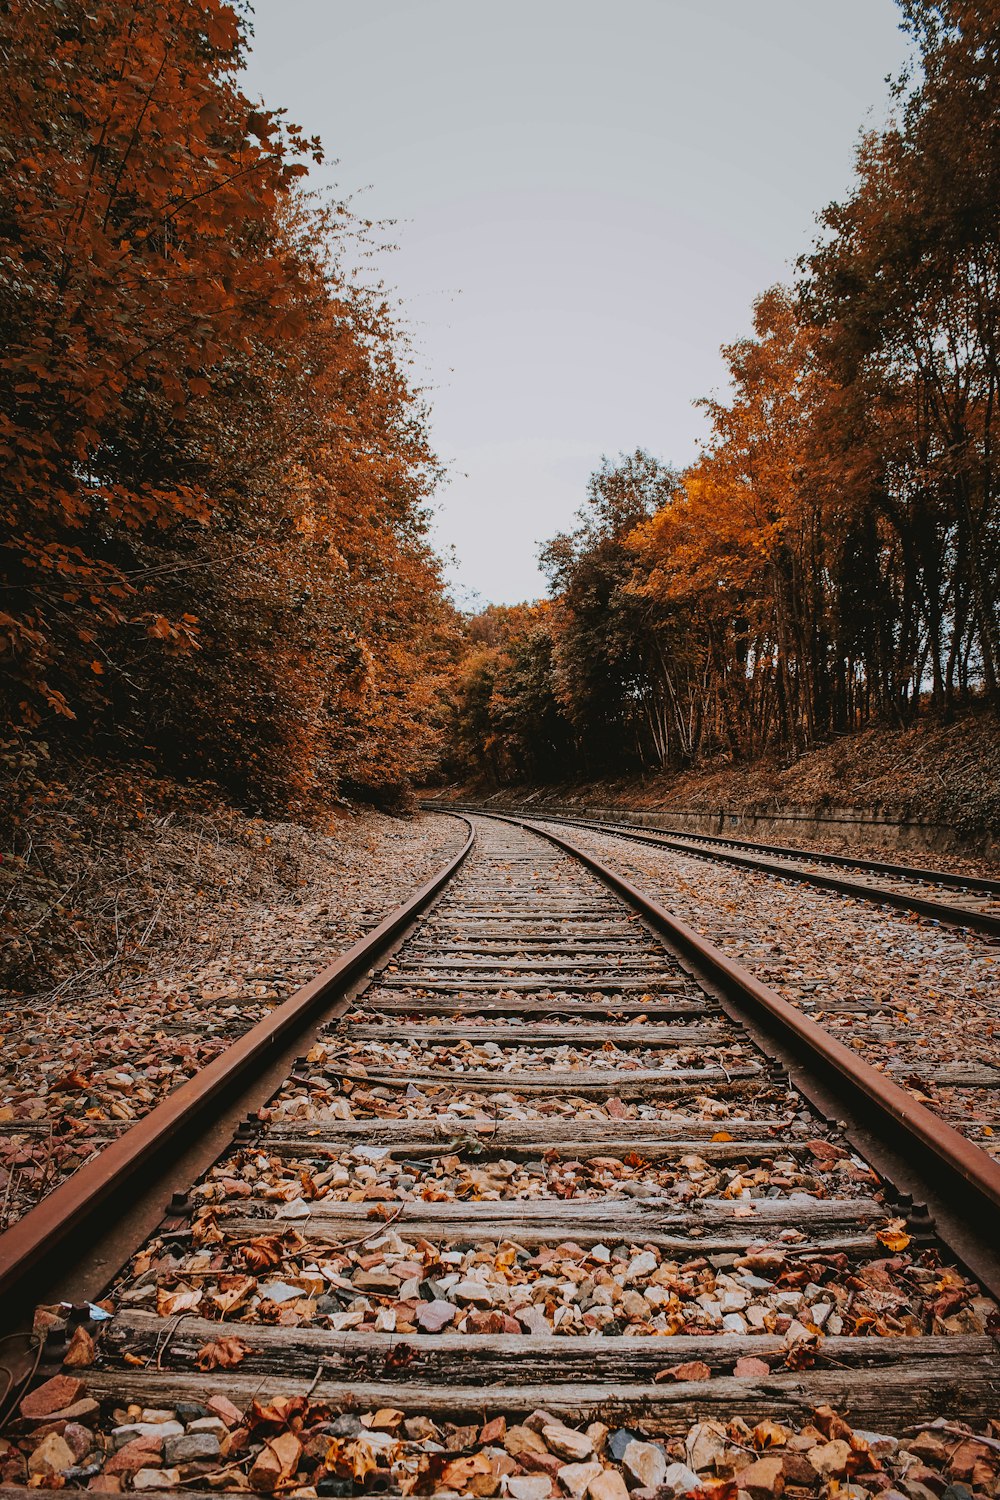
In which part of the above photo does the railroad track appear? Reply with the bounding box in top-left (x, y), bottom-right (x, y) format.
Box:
top-left (0, 812), bottom-right (998, 1496)
top-left (446, 807), bottom-right (1000, 939)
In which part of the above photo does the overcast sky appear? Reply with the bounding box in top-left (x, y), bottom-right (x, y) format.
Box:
top-left (243, 1), bottom-right (912, 607)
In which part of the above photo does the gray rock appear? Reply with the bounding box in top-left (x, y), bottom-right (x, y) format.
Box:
top-left (163, 1433), bottom-right (221, 1465)
top-left (516, 1305), bottom-right (551, 1336)
top-left (259, 1279), bottom-right (307, 1304)
top-left (112, 1423), bottom-right (184, 1450)
top-left (326, 1415), bottom-right (362, 1438)
top-left (607, 1430), bottom-right (638, 1463)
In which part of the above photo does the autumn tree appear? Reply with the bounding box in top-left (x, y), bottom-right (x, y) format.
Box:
top-left (445, 1), bottom-right (1000, 786)
top-left (443, 605), bottom-right (571, 785)
top-left (540, 451), bottom-right (680, 771)
top-left (807, 0), bottom-right (1000, 708)
top-left (0, 0), bottom-right (451, 810)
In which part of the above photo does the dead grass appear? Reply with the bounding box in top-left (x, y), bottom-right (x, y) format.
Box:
top-left (1, 745), bottom-right (381, 998)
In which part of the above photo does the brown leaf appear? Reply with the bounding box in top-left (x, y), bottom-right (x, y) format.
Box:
top-left (875, 1218), bottom-right (911, 1252)
top-left (363, 1408), bottom-right (404, 1432)
top-left (784, 1334), bottom-right (823, 1370)
top-left (241, 1235), bottom-right (284, 1271)
top-left (196, 1335), bottom-right (251, 1370)
top-left (441, 1455), bottom-right (497, 1489)
top-left (155, 1285), bottom-right (201, 1317)
top-left (51, 1071), bottom-right (89, 1093)
top-left (655, 1359), bottom-right (712, 1382)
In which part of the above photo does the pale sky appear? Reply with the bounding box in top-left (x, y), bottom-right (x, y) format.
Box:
top-left (243, 2), bottom-right (912, 606)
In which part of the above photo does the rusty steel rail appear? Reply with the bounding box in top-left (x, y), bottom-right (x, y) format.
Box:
top-left (0, 817), bottom-right (475, 1329)
top-left (632, 825), bottom-right (1000, 896)
top-left (491, 808), bottom-right (1000, 938)
top-left (480, 810), bottom-right (1000, 1297)
top-left (537, 811), bottom-right (1000, 897)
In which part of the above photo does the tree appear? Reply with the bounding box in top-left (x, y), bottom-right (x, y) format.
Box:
top-left (540, 451), bottom-right (680, 771)
top-left (0, 0), bottom-right (452, 810)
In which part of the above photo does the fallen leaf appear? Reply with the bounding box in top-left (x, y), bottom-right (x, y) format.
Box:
top-left (196, 1335), bottom-right (251, 1370)
top-left (876, 1218), bottom-right (911, 1252)
top-left (655, 1360), bottom-right (712, 1382)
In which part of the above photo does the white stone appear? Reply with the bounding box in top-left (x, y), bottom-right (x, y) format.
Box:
top-left (275, 1197), bottom-right (311, 1219)
top-left (453, 1278), bottom-right (494, 1306)
top-left (853, 1432), bottom-right (899, 1458)
top-left (559, 1462), bottom-right (604, 1496)
top-left (543, 1425), bottom-right (594, 1462)
top-left (685, 1422), bottom-right (728, 1473)
top-left (623, 1439), bottom-right (667, 1490)
top-left (586, 1471), bottom-right (630, 1500)
top-left (507, 1477), bottom-right (553, 1500)
top-left (133, 1470), bottom-right (182, 1490)
top-left (661, 1462), bottom-right (702, 1497)
top-left (626, 1251), bottom-right (657, 1282)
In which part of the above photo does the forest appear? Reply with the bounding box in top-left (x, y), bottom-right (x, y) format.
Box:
top-left (2, 0), bottom-right (1000, 807)
top-left (0, 0), bottom-right (455, 814)
top-left (446, 2), bottom-right (1000, 785)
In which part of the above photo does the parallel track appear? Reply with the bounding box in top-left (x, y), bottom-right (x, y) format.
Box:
top-left (454, 807), bottom-right (1000, 938)
top-left (0, 812), bottom-right (998, 1492)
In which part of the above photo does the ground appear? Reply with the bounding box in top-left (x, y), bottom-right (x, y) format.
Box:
top-left (0, 755), bottom-right (466, 1228)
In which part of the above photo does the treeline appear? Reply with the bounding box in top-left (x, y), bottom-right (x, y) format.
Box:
top-left (445, 1), bottom-right (1000, 785)
top-left (0, 0), bottom-right (453, 811)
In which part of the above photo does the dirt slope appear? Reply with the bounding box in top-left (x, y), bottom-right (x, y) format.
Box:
top-left (432, 709), bottom-right (1000, 850)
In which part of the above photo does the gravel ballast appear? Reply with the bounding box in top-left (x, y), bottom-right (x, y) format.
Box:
top-left (531, 819), bottom-right (1000, 1161)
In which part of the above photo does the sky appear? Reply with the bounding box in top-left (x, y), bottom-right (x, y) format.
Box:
top-left (243, 1), bottom-right (913, 607)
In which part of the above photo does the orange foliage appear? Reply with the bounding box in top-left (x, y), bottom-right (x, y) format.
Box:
top-left (0, 0), bottom-right (452, 808)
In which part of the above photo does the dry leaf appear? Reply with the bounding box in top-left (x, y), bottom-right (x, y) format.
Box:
top-left (655, 1359), bottom-right (712, 1382)
top-left (156, 1285), bottom-right (202, 1317)
top-left (876, 1218), bottom-right (911, 1252)
top-left (196, 1335), bottom-right (251, 1370)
